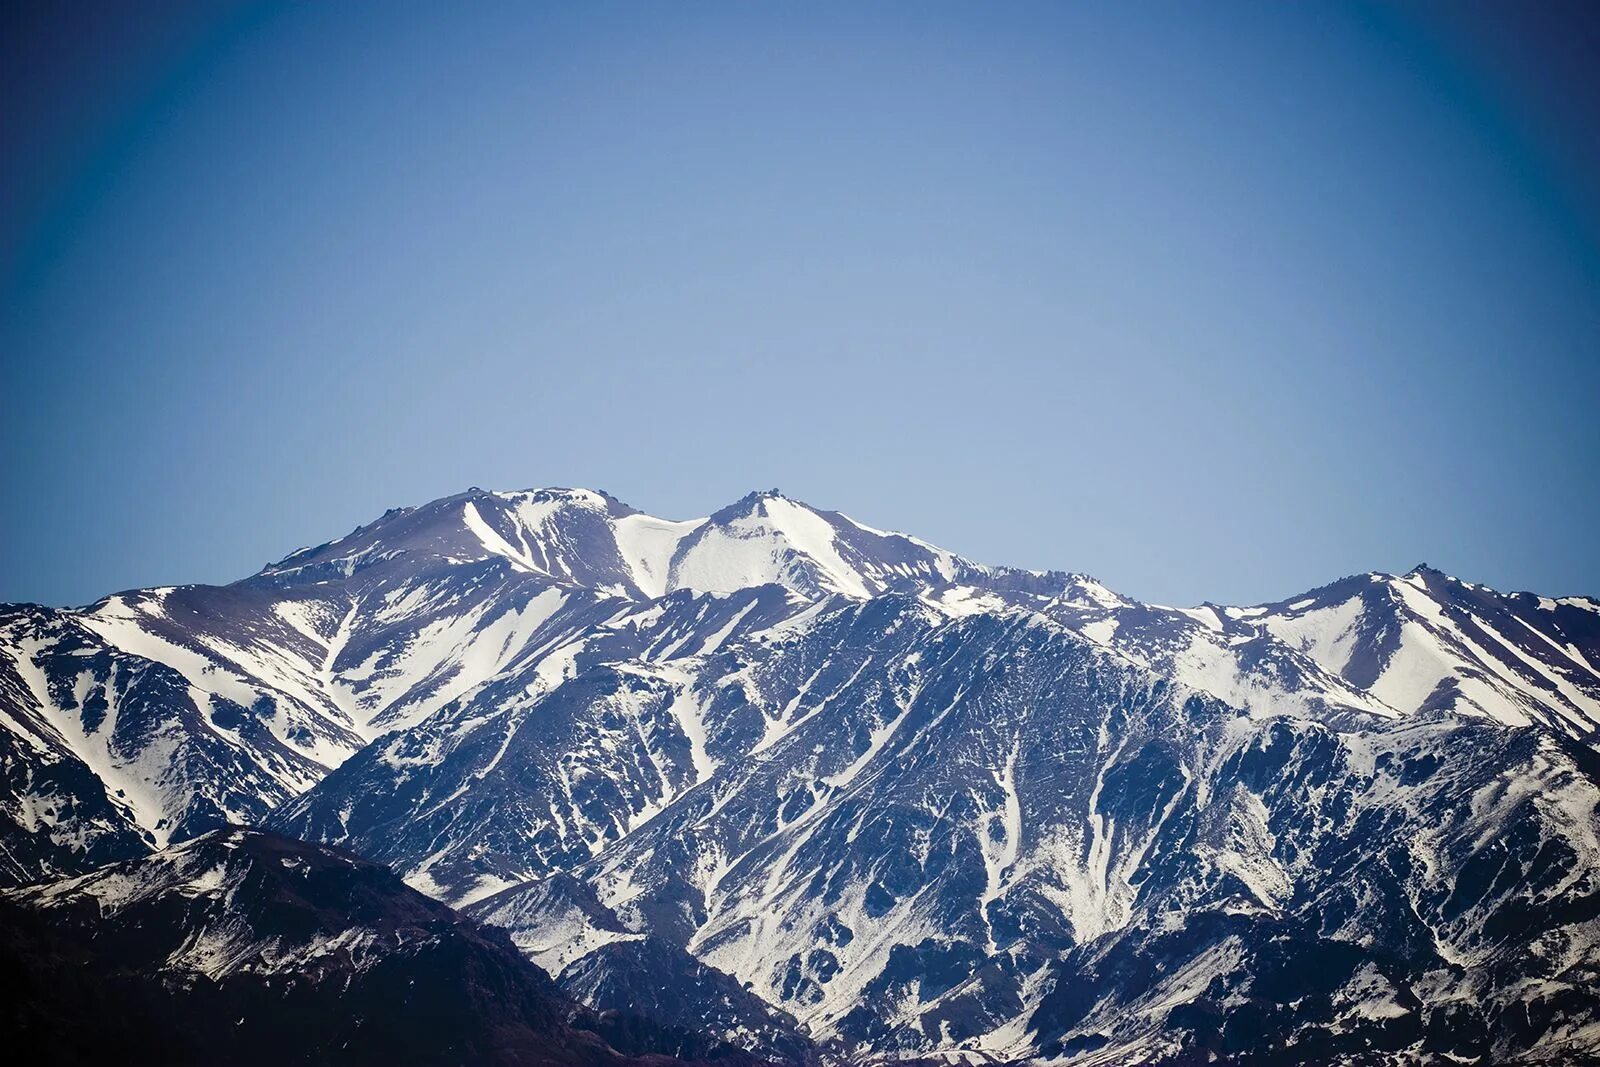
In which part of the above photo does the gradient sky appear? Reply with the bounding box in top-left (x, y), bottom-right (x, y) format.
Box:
top-left (3, 1), bottom-right (1598, 608)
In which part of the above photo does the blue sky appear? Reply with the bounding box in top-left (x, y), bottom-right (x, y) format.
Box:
top-left (3, 1), bottom-right (1597, 607)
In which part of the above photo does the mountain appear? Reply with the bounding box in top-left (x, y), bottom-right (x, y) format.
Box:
top-left (1049, 564), bottom-right (1600, 738)
top-left (0, 826), bottom-right (762, 1066)
top-left (471, 870), bottom-right (820, 1064)
top-left (3, 484), bottom-right (1599, 1063)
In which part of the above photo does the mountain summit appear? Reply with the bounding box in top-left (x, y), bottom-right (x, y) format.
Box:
top-left (259, 486), bottom-right (1076, 604)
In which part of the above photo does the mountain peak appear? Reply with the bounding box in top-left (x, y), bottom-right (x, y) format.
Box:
top-left (255, 485), bottom-right (1016, 604)
top-left (492, 485), bottom-right (623, 508)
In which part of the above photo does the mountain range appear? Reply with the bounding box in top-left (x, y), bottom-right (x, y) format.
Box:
top-left (3, 486), bottom-right (1598, 1064)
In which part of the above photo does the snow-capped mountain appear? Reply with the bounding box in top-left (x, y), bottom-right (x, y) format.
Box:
top-left (3, 485), bottom-right (1598, 1063)
top-left (1045, 565), bottom-right (1600, 739)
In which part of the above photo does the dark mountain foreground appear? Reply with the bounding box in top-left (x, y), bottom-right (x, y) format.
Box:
top-left (0, 828), bottom-right (780, 1066)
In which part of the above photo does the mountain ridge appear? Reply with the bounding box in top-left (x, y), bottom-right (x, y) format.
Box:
top-left (3, 483), bottom-right (1598, 1063)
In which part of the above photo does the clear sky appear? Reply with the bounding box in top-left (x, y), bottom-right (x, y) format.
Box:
top-left (3, 1), bottom-right (1598, 608)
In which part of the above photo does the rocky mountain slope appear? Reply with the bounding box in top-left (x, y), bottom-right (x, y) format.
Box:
top-left (3, 485), bottom-right (1598, 1063)
top-left (0, 827), bottom-right (769, 1065)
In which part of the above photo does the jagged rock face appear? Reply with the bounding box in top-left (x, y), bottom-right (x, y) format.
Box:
top-left (452, 614), bottom-right (1600, 1063)
top-left (0, 692), bottom-right (150, 885)
top-left (0, 828), bottom-right (740, 1067)
top-left (1022, 720), bottom-right (1600, 1065)
top-left (562, 937), bottom-right (821, 1066)
top-left (4, 485), bottom-right (1600, 1063)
